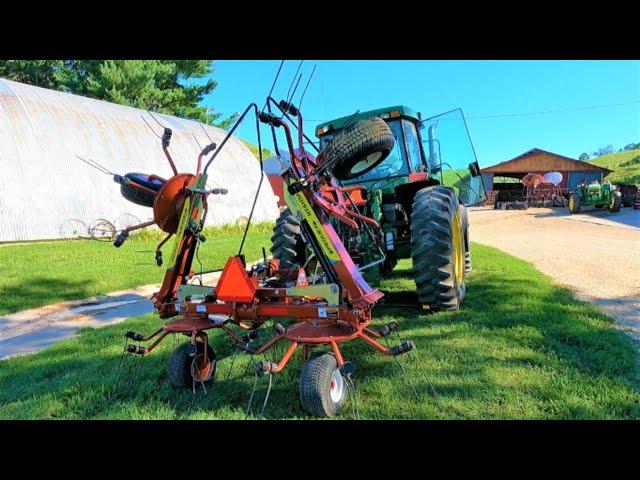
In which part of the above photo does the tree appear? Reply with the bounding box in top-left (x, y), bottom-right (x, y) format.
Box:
top-left (592, 145), bottom-right (614, 157)
top-left (0, 60), bottom-right (64, 89)
top-left (0, 60), bottom-right (233, 127)
top-left (578, 152), bottom-right (590, 161)
top-left (623, 142), bottom-right (640, 151)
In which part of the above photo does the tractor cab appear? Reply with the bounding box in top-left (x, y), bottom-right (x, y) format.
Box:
top-left (315, 106), bottom-right (487, 207)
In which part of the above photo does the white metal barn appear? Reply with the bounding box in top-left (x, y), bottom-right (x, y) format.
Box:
top-left (0, 78), bottom-right (280, 242)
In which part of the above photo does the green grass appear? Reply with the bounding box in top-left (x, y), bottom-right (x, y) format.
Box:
top-left (0, 224), bottom-right (274, 316)
top-left (242, 139), bottom-right (273, 161)
top-left (590, 149), bottom-right (640, 186)
top-left (1, 243), bottom-right (638, 419)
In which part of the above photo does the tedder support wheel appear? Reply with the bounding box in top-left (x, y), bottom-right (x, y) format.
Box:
top-left (322, 117), bottom-right (395, 181)
top-left (167, 342), bottom-right (216, 388)
top-left (410, 185), bottom-right (466, 312)
top-left (459, 204), bottom-right (472, 273)
top-left (270, 208), bottom-right (306, 269)
top-left (299, 353), bottom-right (348, 417)
top-left (568, 194), bottom-right (581, 214)
top-left (608, 191), bottom-right (622, 213)
top-left (120, 173), bottom-right (162, 208)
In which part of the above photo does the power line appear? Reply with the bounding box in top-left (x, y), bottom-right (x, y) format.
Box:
top-left (298, 99), bottom-right (640, 123)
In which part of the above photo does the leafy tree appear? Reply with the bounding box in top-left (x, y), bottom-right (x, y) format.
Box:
top-left (592, 145), bottom-right (614, 157)
top-left (578, 152), bottom-right (590, 161)
top-left (623, 142), bottom-right (640, 151)
top-left (0, 60), bottom-right (64, 89)
top-left (0, 60), bottom-right (233, 127)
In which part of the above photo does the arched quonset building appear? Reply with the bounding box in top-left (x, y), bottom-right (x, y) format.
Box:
top-left (0, 78), bottom-right (279, 242)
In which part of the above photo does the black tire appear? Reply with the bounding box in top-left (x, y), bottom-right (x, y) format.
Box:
top-left (120, 173), bottom-right (161, 208)
top-left (459, 204), bottom-right (472, 273)
top-left (568, 194), bottom-right (581, 214)
top-left (322, 117), bottom-right (394, 181)
top-left (299, 353), bottom-right (348, 417)
top-left (608, 191), bottom-right (622, 213)
top-left (167, 342), bottom-right (216, 388)
top-left (410, 186), bottom-right (466, 312)
top-left (270, 208), bottom-right (306, 269)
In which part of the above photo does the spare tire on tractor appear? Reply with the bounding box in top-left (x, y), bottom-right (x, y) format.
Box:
top-left (411, 186), bottom-right (466, 312)
top-left (321, 117), bottom-right (395, 181)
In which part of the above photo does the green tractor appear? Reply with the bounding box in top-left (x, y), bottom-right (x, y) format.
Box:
top-left (271, 106), bottom-right (486, 312)
top-left (568, 180), bottom-right (622, 214)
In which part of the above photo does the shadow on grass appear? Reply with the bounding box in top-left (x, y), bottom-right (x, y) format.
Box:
top-left (1, 246), bottom-right (639, 419)
top-left (0, 276), bottom-right (95, 317)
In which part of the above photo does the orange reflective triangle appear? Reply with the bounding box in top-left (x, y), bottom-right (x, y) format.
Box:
top-left (215, 256), bottom-right (257, 303)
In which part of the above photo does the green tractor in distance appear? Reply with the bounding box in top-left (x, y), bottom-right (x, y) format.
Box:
top-left (568, 180), bottom-right (622, 214)
top-left (271, 105), bottom-right (486, 312)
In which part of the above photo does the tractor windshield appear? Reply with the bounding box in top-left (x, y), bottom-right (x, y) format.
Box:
top-left (421, 108), bottom-right (487, 206)
top-left (320, 120), bottom-right (410, 183)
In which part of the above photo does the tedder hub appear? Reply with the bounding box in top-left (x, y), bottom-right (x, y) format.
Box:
top-left (110, 99), bottom-right (417, 417)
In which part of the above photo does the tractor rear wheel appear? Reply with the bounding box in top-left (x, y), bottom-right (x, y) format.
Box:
top-left (270, 209), bottom-right (306, 269)
top-left (608, 191), bottom-right (622, 213)
top-left (322, 117), bottom-right (395, 181)
top-left (568, 194), bottom-right (581, 214)
top-left (167, 342), bottom-right (216, 388)
top-left (299, 353), bottom-right (348, 417)
top-left (410, 186), bottom-right (466, 312)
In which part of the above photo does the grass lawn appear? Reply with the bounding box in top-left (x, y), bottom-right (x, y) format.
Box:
top-left (0, 224), bottom-right (273, 316)
top-left (1, 242), bottom-right (638, 419)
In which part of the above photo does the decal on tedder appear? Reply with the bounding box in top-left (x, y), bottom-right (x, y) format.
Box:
top-left (293, 191), bottom-right (340, 262)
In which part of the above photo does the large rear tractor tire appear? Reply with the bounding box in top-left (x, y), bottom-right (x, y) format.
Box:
top-left (321, 117), bottom-right (395, 181)
top-left (299, 353), bottom-right (348, 417)
top-left (411, 186), bottom-right (467, 312)
top-left (568, 194), bottom-right (581, 214)
top-left (608, 191), bottom-right (622, 213)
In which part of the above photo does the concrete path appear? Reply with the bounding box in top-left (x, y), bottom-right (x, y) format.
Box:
top-left (0, 272), bottom-right (222, 360)
top-left (470, 206), bottom-right (640, 340)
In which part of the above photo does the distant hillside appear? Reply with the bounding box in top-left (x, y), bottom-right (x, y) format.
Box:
top-left (590, 149), bottom-right (640, 186)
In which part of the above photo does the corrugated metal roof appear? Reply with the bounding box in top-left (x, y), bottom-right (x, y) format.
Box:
top-left (0, 78), bottom-right (280, 242)
top-left (481, 148), bottom-right (613, 175)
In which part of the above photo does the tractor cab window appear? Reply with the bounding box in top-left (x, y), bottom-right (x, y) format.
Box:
top-left (319, 119), bottom-right (410, 184)
top-left (402, 119), bottom-right (426, 172)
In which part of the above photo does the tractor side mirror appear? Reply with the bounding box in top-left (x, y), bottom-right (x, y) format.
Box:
top-left (469, 161), bottom-right (481, 177)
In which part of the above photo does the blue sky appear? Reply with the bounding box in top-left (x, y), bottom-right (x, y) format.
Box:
top-left (204, 61), bottom-right (639, 166)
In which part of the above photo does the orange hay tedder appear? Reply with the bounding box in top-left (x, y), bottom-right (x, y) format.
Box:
top-left (110, 97), bottom-right (418, 417)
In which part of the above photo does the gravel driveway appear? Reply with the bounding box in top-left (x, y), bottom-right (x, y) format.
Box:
top-left (469, 206), bottom-right (640, 339)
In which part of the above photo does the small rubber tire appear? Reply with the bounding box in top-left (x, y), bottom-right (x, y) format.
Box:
top-left (167, 342), bottom-right (216, 388)
top-left (608, 191), bottom-right (622, 213)
top-left (299, 353), bottom-right (348, 417)
top-left (568, 194), bottom-right (581, 214)
top-left (120, 173), bottom-right (160, 208)
top-left (410, 185), bottom-right (466, 312)
top-left (321, 117), bottom-right (395, 181)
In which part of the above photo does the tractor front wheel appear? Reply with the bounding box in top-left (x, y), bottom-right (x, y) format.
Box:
top-left (410, 186), bottom-right (466, 312)
top-left (608, 191), bottom-right (622, 213)
top-left (299, 353), bottom-right (348, 417)
top-left (459, 204), bottom-right (472, 273)
top-left (568, 194), bottom-right (581, 214)
top-left (270, 209), bottom-right (305, 269)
